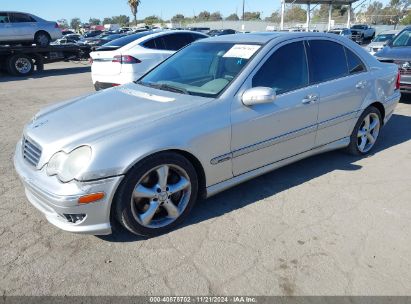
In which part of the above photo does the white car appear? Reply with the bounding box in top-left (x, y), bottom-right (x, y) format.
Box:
top-left (90, 30), bottom-right (208, 90)
top-left (367, 30), bottom-right (399, 55)
top-left (0, 11), bottom-right (62, 46)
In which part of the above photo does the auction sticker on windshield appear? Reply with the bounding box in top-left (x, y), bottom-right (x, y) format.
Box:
top-left (223, 44), bottom-right (261, 59)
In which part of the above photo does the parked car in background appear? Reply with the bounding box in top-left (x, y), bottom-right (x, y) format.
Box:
top-left (350, 24), bottom-right (376, 43)
top-left (82, 30), bottom-right (103, 39)
top-left (80, 34), bottom-right (126, 49)
top-left (208, 29), bottom-right (237, 36)
top-left (187, 27), bottom-right (210, 33)
top-left (15, 32), bottom-right (400, 236)
top-left (51, 37), bottom-right (79, 45)
top-left (0, 11), bottom-right (62, 46)
top-left (61, 30), bottom-right (75, 36)
top-left (328, 28), bottom-right (352, 40)
top-left (367, 30), bottom-right (399, 55)
top-left (376, 26), bottom-right (411, 92)
top-left (90, 30), bottom-right (208, 90)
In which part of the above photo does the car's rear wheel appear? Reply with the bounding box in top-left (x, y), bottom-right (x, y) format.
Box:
top-left (114, 152), bottom-right (198, 237)
top-left (34, 32), bottom-right (51, 46)
top-left (346, 106), bottom-right (382, 156)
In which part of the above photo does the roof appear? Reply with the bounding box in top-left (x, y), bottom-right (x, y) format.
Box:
top-left (201, 32), bottom-right (338, 44)
top-left (284, 0), bottom-right (359, 4)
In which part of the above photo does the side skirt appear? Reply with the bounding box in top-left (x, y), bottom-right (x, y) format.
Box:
top-left (205, 137), bottom-right (350, 198)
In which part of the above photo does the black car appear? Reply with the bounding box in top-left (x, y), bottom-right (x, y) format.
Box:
top-left (376, 26), bottom-right (411, 93)
top-left (82, 30), bottom-right (103, 39)
top-left (207, 29), bottom-right (236, 36)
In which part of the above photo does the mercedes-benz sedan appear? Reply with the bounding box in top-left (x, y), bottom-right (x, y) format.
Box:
top-left (0, 11), bottom-right (62, 46)
top-left (14, 33), bottom-right (401, 237)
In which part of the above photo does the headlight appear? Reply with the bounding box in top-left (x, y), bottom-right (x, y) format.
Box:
top-left (46, 146), bottom-right (92, 182)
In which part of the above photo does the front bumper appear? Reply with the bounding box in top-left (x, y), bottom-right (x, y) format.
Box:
top-left (14, 143), bottom-right (123, 235)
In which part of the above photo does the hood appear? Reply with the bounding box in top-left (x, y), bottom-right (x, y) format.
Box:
top-left (375, 46), bottom-right (411, 61)
top-left (24, 83), bottom-right (211, 162)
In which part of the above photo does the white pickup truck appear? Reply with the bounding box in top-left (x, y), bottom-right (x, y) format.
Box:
top-left (350, 24), bottom-right (376, 43)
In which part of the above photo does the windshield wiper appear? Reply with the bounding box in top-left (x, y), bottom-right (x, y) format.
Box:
top-left (136, 81), bottom-right (190, 95)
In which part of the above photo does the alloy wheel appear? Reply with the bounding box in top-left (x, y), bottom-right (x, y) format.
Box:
top-left (357, 112), bottom-right (380, 153)
top-left (130, 164), bottom-right (191, 228)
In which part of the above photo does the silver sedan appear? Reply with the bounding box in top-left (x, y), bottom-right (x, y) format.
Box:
top-left (14, 32), bottom-right (401, 236)
top-left (0, 11), bottom-right (62, 46)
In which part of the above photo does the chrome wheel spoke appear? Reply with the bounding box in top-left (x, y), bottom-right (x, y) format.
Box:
top-left (369, 119), bottom-right (379, 131)
top-left (133, 184), bottom-right (157, 199)
top-left (156, 165), bottom-right (169, 190)
top-left (163, 199), bottom-right (180, 219)
top-left (366, 133), bottom-right (376, 145)
top-left (363, 115), bottom-right (371, 129)
top-left (359, 136), bottom-right (367, 151)
top-left (357, 130), bottom-right (367, 138)
top-left (139, 200), bottom-right (160, 226)
top-left (168, 177), bottom-right (190, 194)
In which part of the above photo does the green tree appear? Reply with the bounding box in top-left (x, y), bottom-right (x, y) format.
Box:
top-left (103, 17), bottom-right (113, 25)
top-left (128, 0), bottom-right (141, 25)
top-left (111, 15), bottom-right (130, 26)
top-left (209, 11), bottom-right (223, 21)
top-left (89, 18), bottom-right (101, 25)
top-left (226, 13), bottom-right (240, 21)
top-left (400, 10), bottom-right (411, 24)
top-left (70, 18), bottom-right (81, 30)
top-left (144, 15), bottom-right (162, 25)
top-left (243, 12), bottom-right (261, 20)
top-left (265, 11), bottom-right (281, 22)
top-left (171, 14), bottom-right (185, 24)
top-left (197, 11), bottom-right (211, 21)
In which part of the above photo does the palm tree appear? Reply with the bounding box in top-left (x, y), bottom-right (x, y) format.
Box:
top-left (128, 0), bottom-right (141, 25)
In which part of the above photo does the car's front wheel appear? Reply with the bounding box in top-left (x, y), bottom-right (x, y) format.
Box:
top-left (114, 152), bottom-right (198, 237)
top-left (346, 106), bottom-right (382, 156)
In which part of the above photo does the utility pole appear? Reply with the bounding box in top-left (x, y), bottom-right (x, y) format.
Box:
top-left (242, 0), bottom-right (245, 20)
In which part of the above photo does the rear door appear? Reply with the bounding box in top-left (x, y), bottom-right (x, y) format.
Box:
top-left (9, 13), bottom-right (37, 40)
top-left (306, 39), bottom-right (369, 146)
top-left (0, 13), bottom-right (14, 41)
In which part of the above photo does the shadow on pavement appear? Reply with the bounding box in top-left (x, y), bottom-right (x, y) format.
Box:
top-left (98, 112), bottom-right (411, 243)
top-left (0, 64), bottom-right (90, 82)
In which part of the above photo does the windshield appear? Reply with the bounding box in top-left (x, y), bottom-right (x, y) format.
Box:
top-left (138, 42), bottom-right (261, 97)
top-left (372, 34), bottom-right (395, 42)
top-left (392, 29), bottom-right (411, 47)
top-left (351, 25), bottom-right (365, 29)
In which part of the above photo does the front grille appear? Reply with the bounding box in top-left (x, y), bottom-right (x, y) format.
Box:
top-left (22, 137), bottom-right (42, 167)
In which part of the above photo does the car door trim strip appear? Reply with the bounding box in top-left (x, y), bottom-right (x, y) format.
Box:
top-left (210, 109), bottom-right (361, 165)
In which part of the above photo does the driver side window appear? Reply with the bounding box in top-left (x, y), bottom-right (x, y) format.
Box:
top-left (252, 41), bottom-right (309, 95)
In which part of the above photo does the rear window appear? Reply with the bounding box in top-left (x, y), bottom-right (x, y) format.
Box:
top-left (102, 32), bottom-right (152, 48)
top-left (9, 13), bottom-right (35, 23)
top-left (307, 40), bottom-right (348, 83)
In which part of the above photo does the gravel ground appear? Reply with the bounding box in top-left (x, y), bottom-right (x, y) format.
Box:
top-left (0, 62), bottom-right (410, 296)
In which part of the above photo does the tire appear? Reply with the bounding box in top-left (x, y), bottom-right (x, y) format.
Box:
top-left (6, 54), bottom-right (34, 76)
top-left (346, 106), bottom-right (382, 156)
top-left (114, 152), bottom-right (199, 237)
top-left (34, 31), bottom-right (51, 46)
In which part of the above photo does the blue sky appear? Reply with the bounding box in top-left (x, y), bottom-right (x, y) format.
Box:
top-left (0, 0), bottom-right (284, 22)
top-left (0, 0), bottom-right (388, 22)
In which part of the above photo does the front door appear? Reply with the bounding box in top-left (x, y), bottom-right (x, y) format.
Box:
top-left (231, 40), bottom-right (319, 176)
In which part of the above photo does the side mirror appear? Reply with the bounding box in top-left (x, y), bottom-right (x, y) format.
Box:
top-left (242, 87), bottom-right (276, 106)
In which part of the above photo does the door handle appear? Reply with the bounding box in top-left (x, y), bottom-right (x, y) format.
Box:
top-left (302, 94), bottom-right (319, 104)
top-left (356, 81), bottom-right (367, 89)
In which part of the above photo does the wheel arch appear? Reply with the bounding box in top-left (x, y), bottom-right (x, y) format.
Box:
top-left (368, 101), bottom-right (385, 125)
top-left (34, 30), bottom-right (51, 38)
top-left (109, 148), bottom-right (207, 231)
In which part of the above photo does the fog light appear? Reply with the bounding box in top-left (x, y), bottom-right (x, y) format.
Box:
top-left (78, 192), bottom-right (105, 204)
